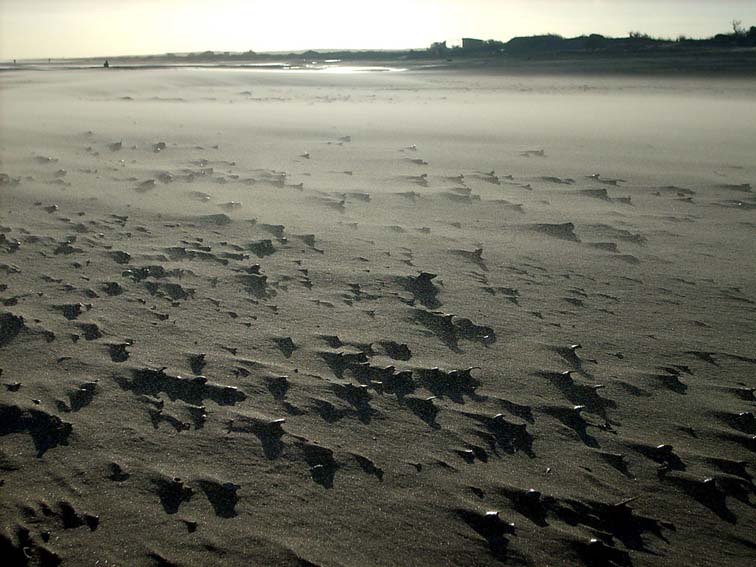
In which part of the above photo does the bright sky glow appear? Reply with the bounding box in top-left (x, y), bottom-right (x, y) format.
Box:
top-left (2, 0), bottom-right (755, 59)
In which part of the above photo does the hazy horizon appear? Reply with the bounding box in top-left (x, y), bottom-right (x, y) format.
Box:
top-left (2, 0), bottom-right (756, 60)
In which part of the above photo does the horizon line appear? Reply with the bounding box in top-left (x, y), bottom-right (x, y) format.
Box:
top-left (4, 26), bottom-right (753, 63)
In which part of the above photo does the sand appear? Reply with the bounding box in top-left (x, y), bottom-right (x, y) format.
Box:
top-left (1, 65), bottom-right (755, 566)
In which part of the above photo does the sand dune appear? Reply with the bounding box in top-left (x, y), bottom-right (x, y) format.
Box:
top-left (1, 67), bottom-right (755, 566)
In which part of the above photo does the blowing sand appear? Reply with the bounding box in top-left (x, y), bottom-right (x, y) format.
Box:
top-left (1, 66), bottom-right (755, 566)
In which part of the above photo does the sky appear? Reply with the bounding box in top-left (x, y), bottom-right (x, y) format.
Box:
top-left (1, 0), bottom-right (755, 59)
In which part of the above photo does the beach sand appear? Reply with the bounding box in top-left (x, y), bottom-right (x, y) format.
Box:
top-left (1, 66), bottom-right (755, 566)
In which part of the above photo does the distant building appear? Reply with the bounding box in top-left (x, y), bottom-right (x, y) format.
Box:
top-left (462, 38), bottom-right (485, 50)
top-left (429, 41), bottom-right (447, 56)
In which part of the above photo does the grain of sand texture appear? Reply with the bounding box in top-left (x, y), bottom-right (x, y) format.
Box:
top-left (1, 66), bottom-right (755, 566)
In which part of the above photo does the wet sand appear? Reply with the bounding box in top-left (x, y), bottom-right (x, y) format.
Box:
top-left (1, 66), bottom-right (755, 566)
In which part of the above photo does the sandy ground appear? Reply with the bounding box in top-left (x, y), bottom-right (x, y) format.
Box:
top-left (1, 66), bottom-right (755, 566)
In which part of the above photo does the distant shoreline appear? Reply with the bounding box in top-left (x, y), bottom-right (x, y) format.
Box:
top-left (3, 50), bottom-right (756, 78)
top-left (4, 27), bottom-right (756, 76)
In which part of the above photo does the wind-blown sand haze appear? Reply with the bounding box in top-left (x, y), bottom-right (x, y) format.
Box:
top-left (1, 66), bottom-right (755, 566)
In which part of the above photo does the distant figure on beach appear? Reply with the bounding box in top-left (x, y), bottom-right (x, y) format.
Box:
top-left (104, 60), bottom-right (110, 68)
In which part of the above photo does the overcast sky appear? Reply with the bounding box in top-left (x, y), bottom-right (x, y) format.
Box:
top-left (2, 0), bottom-right (755, 59)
